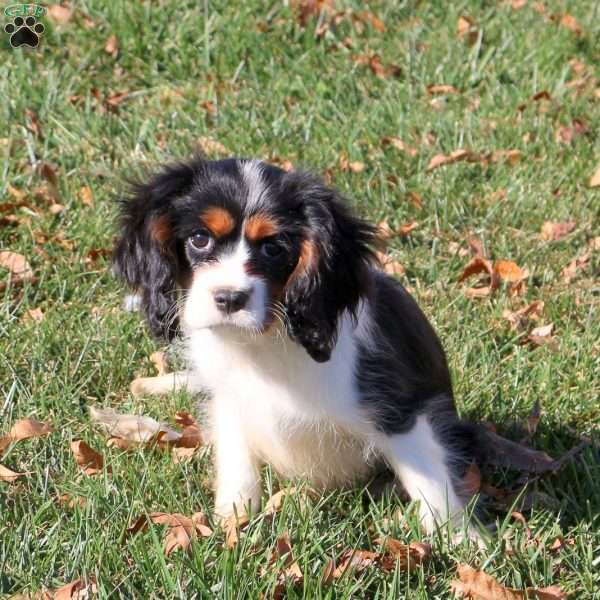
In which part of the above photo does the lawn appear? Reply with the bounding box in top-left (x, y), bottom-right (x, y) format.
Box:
top-left (1, 0), bottom-right (599, 597)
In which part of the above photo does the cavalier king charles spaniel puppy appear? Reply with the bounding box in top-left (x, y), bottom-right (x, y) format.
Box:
top-left (113, 156), bottom-right (479, 535)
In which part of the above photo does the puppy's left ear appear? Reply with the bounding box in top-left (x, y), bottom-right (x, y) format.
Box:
top-left (113, 160), bottom-right (197, 339)
top-left (283, 173), bottom-right (376, 362)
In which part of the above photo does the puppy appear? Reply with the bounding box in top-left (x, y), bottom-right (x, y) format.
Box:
top-left (113, 156), bottom-right (479, 534)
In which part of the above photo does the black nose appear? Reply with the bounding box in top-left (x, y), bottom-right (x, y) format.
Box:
top-left (213, 289), bottom-right (250, 313)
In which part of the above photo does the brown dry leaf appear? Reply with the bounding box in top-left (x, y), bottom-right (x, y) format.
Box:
top-left (376, 251), bottom-right (405, 276)
top-left (322, 548), bottom-right (379, 582)
top-left (561, 252), bottom-right (590, 283)
top-left (494, 260), bottom-right (526, 283)
top-left (0, 251), bottom-right (34, 282)
top-left (106, 92), bottom-right (129, 110)
top-left (407, 191), bottom-right (423, 209)
top-left (589, 165), bottom-right (600, 188)
top-left (355, 10), bottom-right (385, 32)
top-left (451, 564), bottom-right (567, 599)
top-left (70, 440), bottom-right (106, 476)
top-left (378, 220), bottom-right (418, 240)
top-left (559, 14), bottom-right (583, 36)
top-left (24, 308), bottom-right (45, 323)
top-left (457, 15), bottom-right (478, 45)
top-left (490, 150), bottom-right (522, 165)
top-left (25, 109), bottom-right (43, 138)
top-left (541, 221), bottom-right (576, 241)
top-left (174, 411), bottom-right (204, 449)
top-left (380, 136), bottom-right (418, 157)
top-left (0, 464), bottom-right (24, 482)
top-left (47, 4), bottom-right (74, 25)
top-left (527, 323), bottom-right (557, 349)
top-left (426, 149), bottom-right (480, 171)
top-left (503, 301), bottom-right (544, 331)
top-left (104, 34), bottom-right (119, 56)
top-left (223, 513), bottom-right (250, 549)
top-left (339, 153), bottom-right (365, 173)
top-left (266, 532), bottom-right (304, 592)
top-left (52, 576), bottom-right (97, 600)
top-left (198, 136), bottom-right (228, 156)
top-left (89, 406), bottom-right (183, 446)
top-left (0, 418), bottom-right (53, 455)
top-left (458, 257), bottom-right (498, 297)
top-left (555, 119), bottom-right (587, 144)
top-left (79, 186), bottom-right (94, 207)
top-left (353, 54), bottom-right (401, 79)
top-left (154, 512), bottom-right (211, 555)
top-left (377, 538), bottom-right (432, 572)
top-left (427, 84), bottom-right (460, 95)
top-left (292, 0), bottom-right (335, 28)
top-left (58, 494), bottom-right (88, 509)
top-left (265, 487), bottom-right (298, 515)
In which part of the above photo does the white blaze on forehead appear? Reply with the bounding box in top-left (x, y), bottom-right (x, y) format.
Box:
top-left (239, 159), bottom-right (269, 212)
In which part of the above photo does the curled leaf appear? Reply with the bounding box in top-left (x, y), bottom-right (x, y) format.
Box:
top-left (0, 418), bottom-right (53, 456)
top-left (0, 464), bottom-right (24, 482)
top-left (70, 440), bottom-right (106, 475)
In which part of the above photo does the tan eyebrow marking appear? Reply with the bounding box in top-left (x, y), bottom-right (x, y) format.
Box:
top-left (149, 214), bottom-right (171, 245)
top-left (286, 239), bottom-right (318, 288)
top-left (244, 214), bottom-right (279, 241)
top-left (200, 207), bottom-right (236, 237)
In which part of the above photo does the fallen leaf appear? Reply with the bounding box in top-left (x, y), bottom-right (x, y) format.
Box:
top-left (377, 538), bottom-right (432, 572)
top-left (561, 252), bottom-right (590, 283)
top-left (407, 191), bottom-right (423, 209)
top-left (89, 406), bottom-right (182, 445)
top-left (457, 15), bottom-right (478, 45)
top-left (510, 510), bottom-right (532, 539)
top-left (541, 221), bottom-right (576, 241)
top-left (58, 494), bottom-right (88, 509)
top-left (458, 257), bottom-right (498, 297)
top-left (0, 251), bottom-right (34, 282)
top-left (426, 149), bottom-right (480, 171)
top-left (25, 109), bottom-right (42, 138)
top-left (451, 564), bottom-right (567, 599)
top-left (47, 4), bottom-right (74, 25)
top-left (494, 260), bottom-right (526, 283)
top-left (555, 119), bottom-right (587, 144)
top-left (490, 150), bottom-right (522, 165)
top-left (198, 136), bottom-right (228, 156)
top-left (380, 136), bottom-right (418, 157)
top-left (527, 323), bottom-right (557, 349)
top-left (265, 532), bottom-right (303, 591)
top-left (52, 576), bottom-right (97, 600)
top-left (264, 487), bottom-right (299, 515)
top-left (104, 34), bottom-right (119, 56)
top-left (339, 153), bottom-right (365, 173)
top-left (376, 251), bottom-right (405, 276)
top-left (559, 14), bottom-right (583, 36)
top-left (223, 513), bottom-right (250, 549)
top-left (427, 84), bottom-right (460, 95)
top-left (0, 418), bottom-right (53, 455)
top-left (23, 308), bottom-right (44, 323)
top-left (377, 220), bottom-right (418, 240)
top-left (322, 548), bottom-right (379, 582)
top-left (589, 165), bottom-right (600, 188)
top-left (353, 54), bottom-right (401, 79)
top-left (70, 440), bottom-right (106, 475)
top-left (79, 186), bottom-right (94, 207)
top-left (503, 301), bottom-right (544, 331)
top-left (0, 464), bottom-right (24, 482)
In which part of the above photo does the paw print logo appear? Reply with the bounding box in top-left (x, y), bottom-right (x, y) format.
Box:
top-left (4, 15), bottom-right (45, 48)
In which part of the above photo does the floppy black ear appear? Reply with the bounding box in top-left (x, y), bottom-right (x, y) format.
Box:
top-left (113, 160), bottom-right (198, 339)
top-left (282, 173), bottom-right (376, 362)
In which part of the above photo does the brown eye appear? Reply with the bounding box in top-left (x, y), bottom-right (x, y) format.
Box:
top-left (189, 229), bottom-right (212, 250)
top-left (261, 240), bottom-right (283, 258)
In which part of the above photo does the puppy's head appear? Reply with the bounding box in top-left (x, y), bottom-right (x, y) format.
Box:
top-left (113, 157), bottom-right (375, 362)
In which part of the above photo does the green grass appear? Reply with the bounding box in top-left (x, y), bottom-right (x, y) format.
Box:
top-left (1, 0), bottom-right (599, 597)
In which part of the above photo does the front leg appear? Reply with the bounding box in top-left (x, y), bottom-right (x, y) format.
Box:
top-left (378, 414), bottom-right (469, 535)
top-left (213, 400), bottom-right (262, 519)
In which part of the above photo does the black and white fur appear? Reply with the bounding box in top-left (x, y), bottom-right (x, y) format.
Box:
top-left (113, 156), bottom-right (479, 534)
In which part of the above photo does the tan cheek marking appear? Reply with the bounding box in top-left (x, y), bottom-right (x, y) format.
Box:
top-left (285, 239), bottom-right (318, 289)
top-left (149, 214), bottom-right (171, 245)
top-left (201, 207), bottom-right (236, 237)
top-left (244, 214), bottom-right (279, 241)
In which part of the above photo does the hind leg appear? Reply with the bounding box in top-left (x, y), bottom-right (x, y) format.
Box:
top-left (377, 414), bottom-right (468, 534)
